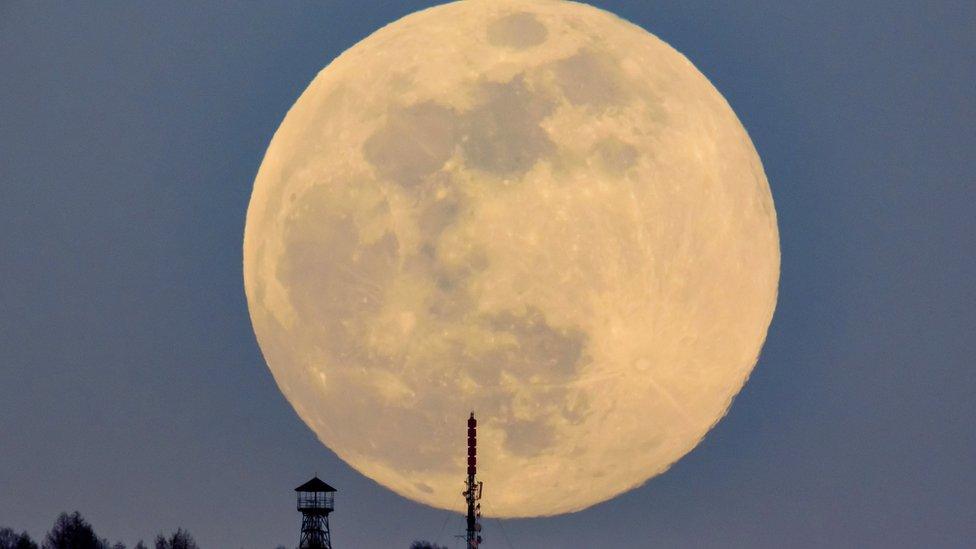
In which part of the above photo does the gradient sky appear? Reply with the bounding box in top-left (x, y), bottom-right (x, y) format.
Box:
top-left (1, 2), bottom-right (973, 548)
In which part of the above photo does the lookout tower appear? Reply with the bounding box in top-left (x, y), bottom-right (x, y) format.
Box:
top-left (295, 476), bottom-right (337, 549)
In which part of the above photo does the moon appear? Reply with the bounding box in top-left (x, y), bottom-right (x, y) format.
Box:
top-left (244, 0), bottom-right (778, 517)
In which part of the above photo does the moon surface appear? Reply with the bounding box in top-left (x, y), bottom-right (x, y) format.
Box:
top-left (244, 0), bottom-right (779, 516)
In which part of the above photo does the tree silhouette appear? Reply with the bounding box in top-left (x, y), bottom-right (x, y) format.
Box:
top-left (0, 528), bottom-right (39, 549)
top-left (409, 542), bottom-right (448, 549)
top-left (42, 512), bottom-right (109, 549)
top-left (153, 529), bottom-right (198, 549)
top-left (2, 516), bottom-right (207, 549)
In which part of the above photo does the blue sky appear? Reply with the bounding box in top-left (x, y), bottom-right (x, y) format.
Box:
top-left (1, 2), bottom-right (973, 547)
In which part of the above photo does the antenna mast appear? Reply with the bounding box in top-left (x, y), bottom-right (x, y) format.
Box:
top-left (463, 412), bottom-right (484, 548)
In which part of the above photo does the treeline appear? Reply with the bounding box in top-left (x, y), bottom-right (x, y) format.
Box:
top-left (2, 513), bottom-right (448, 549)
top-left (0, 512), bottom-right (201, 549)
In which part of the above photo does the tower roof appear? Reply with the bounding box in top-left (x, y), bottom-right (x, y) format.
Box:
top-left (295, 476), bottom-right (337, 493)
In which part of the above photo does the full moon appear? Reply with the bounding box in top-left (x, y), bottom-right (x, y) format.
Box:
top-left (244, 0), bottom-right (778, 516)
